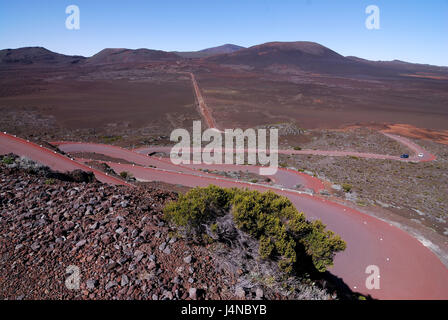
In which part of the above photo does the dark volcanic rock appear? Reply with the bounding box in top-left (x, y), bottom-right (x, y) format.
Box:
top-left (0, 162), bottom-right (239, 300)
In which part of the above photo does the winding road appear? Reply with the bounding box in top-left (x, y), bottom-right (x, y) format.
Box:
top-left (0, 132), bottom-right (130, 186)
top-left (1, 130), bottom-right (447, 299)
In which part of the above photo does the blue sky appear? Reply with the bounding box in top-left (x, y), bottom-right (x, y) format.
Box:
top-left (0, 0), bottom-right (447, 65)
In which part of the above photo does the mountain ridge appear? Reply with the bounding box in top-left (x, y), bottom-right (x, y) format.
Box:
top-left (1, 43), bottom-right (447, 76)
top-left (204, 41), bottom-right (448, 76)
top-left (85, 48), bottom-right (180, 65)
top-left (173, 44), bottom-right (245, 59)
top-left (0, 47), bottom-right (85, 65)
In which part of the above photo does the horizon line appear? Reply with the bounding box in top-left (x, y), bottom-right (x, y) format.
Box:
top-left (1, 42), bottom-right (448, 68)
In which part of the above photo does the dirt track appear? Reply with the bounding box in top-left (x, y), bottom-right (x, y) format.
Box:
top-left (189, 72), bottom-right (218, 130)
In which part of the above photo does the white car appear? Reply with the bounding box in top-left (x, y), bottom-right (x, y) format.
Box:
top-left (418, 153), bottom-right (424, 158)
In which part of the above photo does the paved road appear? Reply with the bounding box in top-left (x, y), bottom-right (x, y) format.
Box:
top-left (74, 159), bottom-right (448, 300)
top-left (0, 133), bottom-right (129, 186)
top-left (54, 142), bottom-right (324, 192)
top-left (1, 132), bottom-right (448, 299)
top-left (55, 140), bottom-right (447, 300)
top-left (134, 132), bottom-right (435, 163)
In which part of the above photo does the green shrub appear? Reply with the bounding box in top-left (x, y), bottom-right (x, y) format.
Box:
top-left (259, 235), bottom-right (275, 259)
top-left (301, 220), bottom-right (346, 272)
top-left (231, 189), bottom-right (345, 273)
top-left (164, 185), bottom-right (233, 235)
top-left (164, 186), bottom-right (346, 274)
top-left (342, 183), bottom-right (352, 193)
top-left (45, 178), bottom-right (56, 185)
top-left (120, 171), bottom-right (133, 180)
top-left (210, 223), bottom-right (218, 234)
top-left (120, 171), bottom-right (128, 178)
top-left (1, 156), bottom-right (14, 165)
top-left (102, 135), bottom-right (122, 143)
top-left (293, 146), bottom-right (302, 151)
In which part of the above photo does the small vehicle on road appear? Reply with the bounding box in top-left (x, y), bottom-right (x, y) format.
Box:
top-left (400, 154), bottom-right (409, 159)
top-left (418, 153), bottom-right (424, 158)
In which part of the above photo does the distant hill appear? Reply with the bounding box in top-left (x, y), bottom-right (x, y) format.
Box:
top-left (205, 41), bottom-right (347, 70)
top-left (174, 44), bottom-right (245, 59)
top-left (0, 47), bottom-right (85, 66)
top-left (85, 48), bottom-right (180, 65)
top-left (1, 44), bottom-right (447, 78)
top-left (346, 56), bottom-right (448, 74)
top-left (206, 41), bottom-right (448, 77)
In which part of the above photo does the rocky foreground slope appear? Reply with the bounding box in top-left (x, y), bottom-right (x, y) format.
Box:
top-left (0, 155), bottom-right (333, 300)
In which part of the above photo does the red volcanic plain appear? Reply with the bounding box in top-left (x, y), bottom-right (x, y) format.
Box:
top-left (1, 42), bottom-right (448, 300)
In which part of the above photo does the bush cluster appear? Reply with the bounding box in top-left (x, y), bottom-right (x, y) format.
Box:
top-left (1, 156), bottom-right (14, 165)
top-left (164, 185), bottom-right (346, 274)
top-left (120, 171), bottom-right (129, 179)
top-left (164, 185), bottom-right (234, 237)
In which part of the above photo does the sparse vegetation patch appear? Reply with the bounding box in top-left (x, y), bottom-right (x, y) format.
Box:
top-left (164, 186), bottom-right (346, 274)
